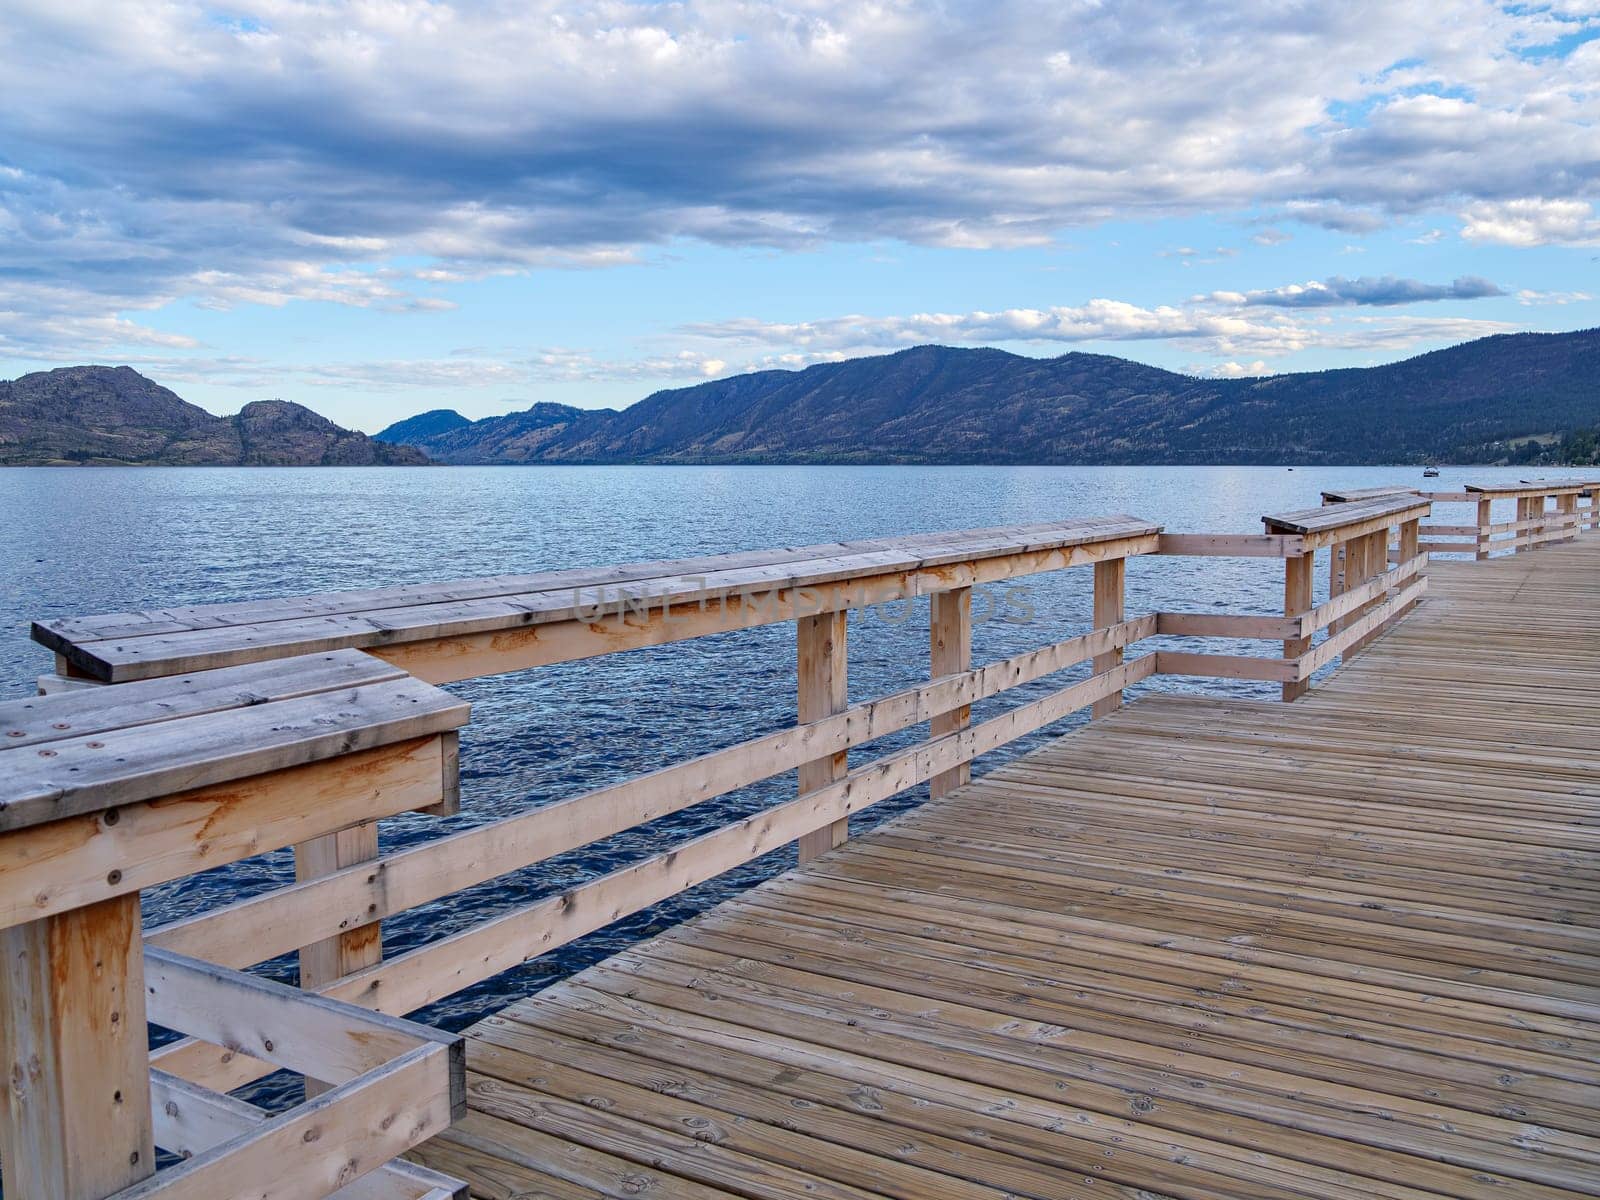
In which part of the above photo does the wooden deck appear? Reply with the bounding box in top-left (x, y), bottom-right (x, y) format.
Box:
top-left (413, 538), bottom-right (1600, 1199)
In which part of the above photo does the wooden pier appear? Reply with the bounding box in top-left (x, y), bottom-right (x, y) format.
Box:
top-left (2, 479), bottom-right (1597, 1199)
top-left (420, 537), bottom-right (1600, 1199)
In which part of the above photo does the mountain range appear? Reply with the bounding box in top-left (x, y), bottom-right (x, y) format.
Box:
top-left (0, 366), bottom-right (425, 466)
top-left (377, 328), bottom-right (1600, 465)
top-left (4, 328), bottom-right (1597, 467)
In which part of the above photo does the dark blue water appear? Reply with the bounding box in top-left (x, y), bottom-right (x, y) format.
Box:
top-left (0, 463), bottom-right (1538, 1111)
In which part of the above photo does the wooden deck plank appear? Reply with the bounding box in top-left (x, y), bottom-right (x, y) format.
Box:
top-left (431, 535), bottom-right (1600, 1199)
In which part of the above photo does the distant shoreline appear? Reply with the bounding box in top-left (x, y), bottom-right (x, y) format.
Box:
top-left (0, 459), bottom-right (1573, 470)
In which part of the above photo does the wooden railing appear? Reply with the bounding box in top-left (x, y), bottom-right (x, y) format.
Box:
top-left (135, 518), bottom-right (1166, 1103)
top-left (1154, 492), bottom-right (1430, 700)
top-left (1416, 479), bottom-right (1600, 558)
top-left (8, 480), bottom-right (1600, 1200)
top-left (0, 654), bottom-right (471, 1200)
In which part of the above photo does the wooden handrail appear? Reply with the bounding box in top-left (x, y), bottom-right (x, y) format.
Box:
top-left (1294, 575), bottom-right (1429, 678)
top-left (0, 656), bottom-right (468, 1200)
top-left (147, 1072), bottom-right (463, 1199)
top-left (35, 518), bottom-right (1160, 684)
top-left (1466, 479), bottom-right (1599, 497)
top-left (138, 491), bottom-right (1487, 1107)
top-left (1318, 485), bottom-right (1423, 504)
top-left (1153, 533), bottom-right (1306, 557)
top-left (1160, 495), bottom-right (1431, 699)
top-left (1261, 494), bottom-right (1431, 543)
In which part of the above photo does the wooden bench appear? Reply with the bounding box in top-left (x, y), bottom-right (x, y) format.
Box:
top-left (33, 517), bottom-right (1161, 686)
top-left (0, 650), bottom-right (470, 1200)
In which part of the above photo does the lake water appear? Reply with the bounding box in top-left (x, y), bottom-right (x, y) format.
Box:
top-left (0, 463), bottom-right (1546, 1108)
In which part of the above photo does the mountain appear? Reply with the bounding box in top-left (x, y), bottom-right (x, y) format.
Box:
top-left (374, 408), bottom-right (472, 446)
top-left (0, 366), bottom-right (428, 466)
top-left (375, 328), bottom-right (1600, 465)
top-left (397, 402), bottom-right (593, 463)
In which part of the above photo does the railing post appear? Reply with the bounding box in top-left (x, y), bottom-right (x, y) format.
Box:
top-left (1476, 497), bottom-right (1492, 560)
top-left (1340, 531), bottom-right (1367, 641)
top-left (1327, 540), bottom-right (1345, 620)
top-left (929, 587), bottom-right (972, 797)
top-left (1330, 532), bottom-right (1362, 635)
top-left (796, 609), bottom-right (849, 863)
top-left (1530, 495), bottom-right (1541, 549)
top-left (295, 823), bottom-right (382, 989)
top-left (1346, 527), bottom-right (1391, 659)
top-left (1398, 516), bottom-right (1421, 565)
top-left (1397, 516), bottom-right (1423, 618)
top-left (1281, 549), bottom-right (1314, 702)
top-left (1555, 491), bottom-right (1578, 542)
top-left (1091, 558), bottom-right (1126, 719)
top-left (0, 895), bottom-right (155, 1200)
top-left (293, 822), bottom-right (383, 1094)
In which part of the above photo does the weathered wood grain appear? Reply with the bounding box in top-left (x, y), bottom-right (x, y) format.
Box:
top-left (0, 654), bottom-right (467, 832)
top-left (1262, 494), bottom-right (1431, 543)
top-left (0, 734), bottom-right (449, 930)
top-left (1318, 485), bottom-right (1423, 504)
top-left (0, 894), bottom-right (153, 1199)
top-left (148, 1073), bottom-right (467, 1200)
top-left (927, 588), bottom-right (971, 797)
top-left (795, 610), bottom-right (849, 862)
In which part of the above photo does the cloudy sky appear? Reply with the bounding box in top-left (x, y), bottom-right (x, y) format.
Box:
top-left (2, 1), bottom-right (1598, 430)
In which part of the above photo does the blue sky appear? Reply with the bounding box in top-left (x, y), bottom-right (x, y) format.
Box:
top-left (2, 1), bottom-right (1598, 432)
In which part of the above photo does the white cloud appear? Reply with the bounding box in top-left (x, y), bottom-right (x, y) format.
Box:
top-left (680, 269), bottom-right (1517, 366)
top-left (0, 306), bottom-right (201, 361)
top-left (683, 302), bottom-right (1314, 357)
top-left (1517, 288), bottom-right (1596, 305)
top-left (679, 285), bottom-right (1528, 364)
top-left (1275, 203), bottom-right (1390, 234)
top-left (1460, 199), bottom-right (1600, 247)
top-left (1206, 360), bottom-right (1272, 378)
top-left (279, 305), bottom-right (1525, 399)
